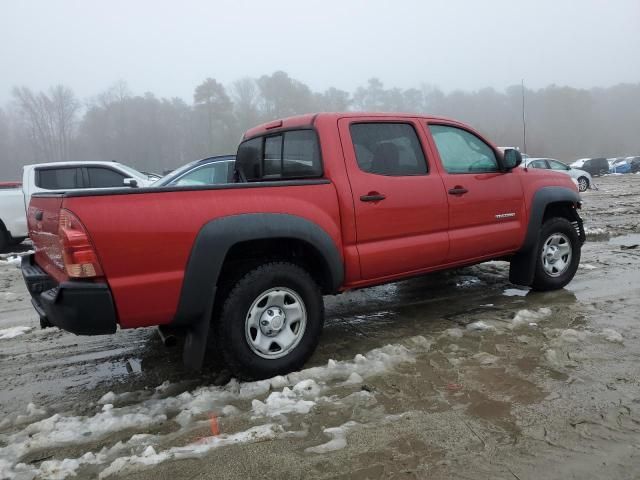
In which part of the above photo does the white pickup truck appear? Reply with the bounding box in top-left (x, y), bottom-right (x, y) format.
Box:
top-left (0, 161), bottom-right (153, 251)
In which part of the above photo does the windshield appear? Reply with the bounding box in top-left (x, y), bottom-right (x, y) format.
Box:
top-left (153, 156), bottom-right (236, 186)
top-left (152, 160), bottom-right (200, 186)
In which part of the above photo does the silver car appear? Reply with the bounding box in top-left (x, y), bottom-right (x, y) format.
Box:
top-left (523, 158), bottom-right (595, 192)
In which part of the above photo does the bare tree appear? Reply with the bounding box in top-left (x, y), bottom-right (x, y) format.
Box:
top-left (11, 85), bottom-right (79, 162)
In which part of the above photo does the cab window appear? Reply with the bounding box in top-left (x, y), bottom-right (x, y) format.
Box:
top-left (235, 130), bottom-right (322, 181)
top-left (429, 125), bottom-right (499, 174)
top-left (350, 123), bottom-right (427, 176)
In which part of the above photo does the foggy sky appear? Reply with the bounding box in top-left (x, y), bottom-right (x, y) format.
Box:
top-left (2, 0), bottom-right (639, 101)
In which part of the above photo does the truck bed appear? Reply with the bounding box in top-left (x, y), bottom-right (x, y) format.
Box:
top-left (28, 180), bottom-right (342, 329)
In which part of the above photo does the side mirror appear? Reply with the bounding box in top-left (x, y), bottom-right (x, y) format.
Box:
top-left (502, 148), bottom-right (522, 171)
top-left (123, 178), bottom-right (138, 188)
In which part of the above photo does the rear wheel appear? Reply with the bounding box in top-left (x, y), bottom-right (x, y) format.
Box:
top-left (531, 217), bottom-right (581, 291)
top-left (577, 176), bottom-right (589, 192)
top-left (215, 262), bottom-right (324, 380)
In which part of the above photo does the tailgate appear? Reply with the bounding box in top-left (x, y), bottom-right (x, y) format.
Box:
top-left (28, 195), bottom-right (66, 283)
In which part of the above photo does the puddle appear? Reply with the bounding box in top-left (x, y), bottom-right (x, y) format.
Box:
top-left (609, 233), bottom-right (640, 248)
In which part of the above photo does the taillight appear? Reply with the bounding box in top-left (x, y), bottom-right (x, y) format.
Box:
top-left (58, 209), bottom-right (103, 279)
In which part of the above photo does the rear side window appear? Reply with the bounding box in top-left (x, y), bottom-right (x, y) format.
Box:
top-left (86, 167), bottom-right (127, 188)
top-left (36, 168), bottom-right (79, 189)
top-left (349, 123), bottom-right (427, 176)
top-left (236, 130), bottom-right (322, 181)
top-left (548, 160), bottom-right (569, 171)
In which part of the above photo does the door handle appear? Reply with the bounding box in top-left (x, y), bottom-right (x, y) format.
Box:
top-left (34, 210), bottom-right (43, 221)
top-left (448, 186), bottom-right (468, 196)
top-left (360, 192), bottom-right (386, 202)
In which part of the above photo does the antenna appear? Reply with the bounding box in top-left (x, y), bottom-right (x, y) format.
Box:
top-left (521, 79), bottom-right (527, 154)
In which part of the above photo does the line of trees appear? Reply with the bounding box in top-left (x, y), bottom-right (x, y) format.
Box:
top-left (1, 71), bottom-right (639, 179)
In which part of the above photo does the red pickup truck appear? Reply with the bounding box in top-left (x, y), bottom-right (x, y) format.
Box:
top-left (22, 113), bottom-right (584, 379)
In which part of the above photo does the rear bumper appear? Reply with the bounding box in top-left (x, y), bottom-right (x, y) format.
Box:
top-left (21, 255), bottom-right (118, 335)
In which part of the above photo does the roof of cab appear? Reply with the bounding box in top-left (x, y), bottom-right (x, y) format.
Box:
top-left (242, 112), bottom-right (456, 140)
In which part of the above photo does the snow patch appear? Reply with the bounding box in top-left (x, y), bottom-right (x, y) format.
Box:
top-left (0, 338), bottom-right (430, 478)
top-left (503, 288), bottom-right (529, 297)
top-left (0, 250), bottom-right (34, 265)
top-left (584, 227), bottom-right (609, 238)
top-left (511, 308), bottom-right (551, 329)
top-left (252, 380), bottom-right (319, 417)
top-left (287, 338), bottom-right (428, 386)
top-left (98, 424), bottom-right (284, 478)
top-left (13, 403), bottom-right (47, 426)
top-left (305, 421), bottom-right (358, 454)
top-left (445, 328), bottom-right (464, 338)
top-left (466, 321), bottom-right (494, 332)
top-left (0, 326), bottom-right (32, 340)
top-left (601, 328), bottom-right (623, 343)
top-left (556, 328), bottom-right (588, 344)
top-left (472, 352), bottom-right (499, 365)
top-left (343, 372), bottom-right (363, 384)
top-left (99, 392), bottom-right (118, 404)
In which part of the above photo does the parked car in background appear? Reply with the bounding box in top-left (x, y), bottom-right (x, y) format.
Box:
top-left (627, 156), bottom-right (640, 173)
top-left (153, 155), bottom-right (235, 187)
top-left (0, 182), bottom-right (27, 251)
top-left (141, 171), bottom-right (163, 182)
top-left (570, 158), bottom-right (609, 177)
top-left (608, 157), bottom-right (632, 174)
top-left (0, 161), bottom-right (152, 251)
top-left (524, 158), bottom-right (594, 192)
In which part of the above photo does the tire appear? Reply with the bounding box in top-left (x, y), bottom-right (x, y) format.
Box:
top-left (215, 262), bottom-right (324, 380)
top-left (531, 217), bottom-right (581, 291)
top-left (577, 176), bottom-right (589, 192)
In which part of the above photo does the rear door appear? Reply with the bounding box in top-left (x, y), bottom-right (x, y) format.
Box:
top-left (338, 118), bottom-right (449, 280)
top-left (426, 122), bottom-right (525, 262)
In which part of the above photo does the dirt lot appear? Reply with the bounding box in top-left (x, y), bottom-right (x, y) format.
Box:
top-left (1, 175), bottom-right (640, 480)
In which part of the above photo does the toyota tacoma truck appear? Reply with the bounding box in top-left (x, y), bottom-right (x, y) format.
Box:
top-left (22, 113), bottom-right (585, 380)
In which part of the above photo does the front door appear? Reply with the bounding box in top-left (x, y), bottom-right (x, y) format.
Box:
top-left (426, 123), bottom-right (525, 262)
top-left (338, 118), bottom-right (449, 280)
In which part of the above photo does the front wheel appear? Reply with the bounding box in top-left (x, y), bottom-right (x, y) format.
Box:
top-left (577, 176), bottom-right (589, 192)
top-left (531, 217), bottom-right (581, 291)
top-left (215, 262), bottom-right (324, 380)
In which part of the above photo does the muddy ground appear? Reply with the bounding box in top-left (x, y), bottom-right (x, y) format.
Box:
top-left (1, 175), bottom-right (639, 480)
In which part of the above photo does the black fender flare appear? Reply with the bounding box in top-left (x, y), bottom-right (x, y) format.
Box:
top-left (509, 186), bottom-right (582, 286)
top-left (174, 213), bottom-right (344, 329)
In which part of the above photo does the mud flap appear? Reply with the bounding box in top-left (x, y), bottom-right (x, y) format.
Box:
top-left (182, 290), bottom-right (215, 370)
top-left (509, 244), bottom-right (538, 286)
